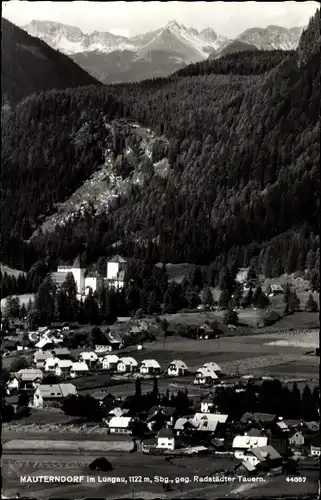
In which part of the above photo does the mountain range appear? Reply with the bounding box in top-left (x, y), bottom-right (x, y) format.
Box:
top-left (1, 18), bottom-right (99, 104)
top-left (22, 20), bottom-right (304, 84)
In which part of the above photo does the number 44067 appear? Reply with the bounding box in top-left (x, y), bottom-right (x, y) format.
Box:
top-left (286, 477), bottom-right (307, 482)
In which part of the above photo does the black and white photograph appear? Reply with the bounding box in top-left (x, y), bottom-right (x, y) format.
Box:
top-left (1, 1), bottom-right (320, 499)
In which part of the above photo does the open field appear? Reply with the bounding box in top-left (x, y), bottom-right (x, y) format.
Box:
top-left (2, 449), bottom-right (319, 499)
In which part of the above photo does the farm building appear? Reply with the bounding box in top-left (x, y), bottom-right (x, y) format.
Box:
top-left (70, 361), bottom-right (89, 378)
top-left (156, 428), bottom-right (176, 450)
top-left (240, 412), bottom-right (277, 426)
top-left (140, 359), bottom-right (161, 375)
top-left (167, 360), bottom-right (188, 376)
top-left (33, 383), bottom-right (77, 408)
top-left (35, 338), bottom-right (54, 350)
top-left (191, 413), bottom-right (228, 434)
top-left (101, 354), bottom-right (120, 370)
top-left (269, 284), bottom-right (284, 296)
top-left (147, 406), bottom-right (176, 428)
top-left (108, 416), bottom-right (132, 434)
top-left (232, 435), bottom-right (269, 459)
top-left (203, 362), bottom-right (221, 374)
top-left (117, 357), bottom-right (138, 373)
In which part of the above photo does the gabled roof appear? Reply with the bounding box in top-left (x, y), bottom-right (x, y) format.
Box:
top-left (232, 435), bottom-right (268, 449)
top-left (72, 255), bottom-right (83, 268)
top-left (102, 354), bottom-right (120, 363)
top-left (106, 331), bottom-right (123, 344)
top-left (140, 359), bottom-right (161, 369)
top-left (196, 367), bottom-right (218, 379)
top-left (119, 357), bottom-right (138, 366)
top-left (57, 359), bottom-right (73, 369)
top-left (35, 338), bottom-right (53, 349)
top-left (34, 351), bottom-right (52, 361)
top-left (194, 413), bottom-right (228, 424)
top-left (174, 418), bottom-right (189, 430)
top-left (246, 445), bottom-right (281, 462)
top-left (157, 428), bottom-right (174, 438)
top-left (71, 361), bottom-right (89, 371)
top-left (36, 384), bottom-right (63, 398)
top-left (108, 416), bottom-right (132, 428)
top-left (246, 428), bottom-right (267, 437)
top-left (203, 362), bottom-right (221, 372)
top-left (240, 412), bottom-right (276, 424)
top-left (108, 255), bottom-right (127, 263)
top-left (16, 369), bottom-right (43, 381)
top-left (52, 347), bottom-right (71, 356)
top-left (59, 383), bottom-right (77, 397)
top-left (45, 357), bottom-right (60, 367)
top-left (304, 421), bottom-right (319, 432)
top-left (168, 360), bottom-right (188, 370)
top-left (79, 351), bottom-right (98, 360)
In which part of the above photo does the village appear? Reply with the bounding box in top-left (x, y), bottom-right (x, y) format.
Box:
top-left (1, 255), bottom-right (320, 498)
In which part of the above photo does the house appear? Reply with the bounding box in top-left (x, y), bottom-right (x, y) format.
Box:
top-left (96, 330), bottom-right (124, 353)
top-left (52, 347), bottom-right (72, 359)
top-left (6, 375), bottom-right (20, 394)
top-left (93, 392), bottom-right (116, 409)
top-left (200, 401), bottom-right (214, 413)
top-left (70, 361), bottom-right (89, 378)
top-left (156, 428), bottom-right (176, 450)
top-left (33, 350), bottom-right (51, 369)
top-left (173, 418), bottom-right (195, 436)
top-left (243, 445), bottom-right (282, 468)
top-left (106, 255), bottom-right (127, 289)
top-left (167, 360), bottom-right (188, 376)
top-left (108, 416), bottom-right (132, 434)
top-left (55, 359), bottom-right (73, 378)
top-left (108, 407), bottom-right (130, 419)
top-left (191, 413), bottom-right (228, 434)
top-left (197, 324), bottom-right (216, 340)
top-left (101, 354), bottom-right (120, 370)
top-left (16, 369), bottom-right (43, 389)
top-left (194, 367), bottom-right (218, 385)
top-left (44, 356), bottom-right (60, 372)
top-left (147, 406), bottom-right (176, 428)
top-left (269, 284), bottom-right (284, 296)
top-left (140, 359), bottom-right (161, 375)
top-left (33, 383), bottom-right (77, 408)
top-left (310, 433), bottom-right (320, 456)
top-left (288, 430), bottom-right (305, 447)
top-left (232, 435), bottom-right (269, 459)
top-left (203, 362), bottom-right (221, 374)
top-left (117, 357), bottom-right (138, 373)
top-left (78, 351), bottom-right (98, 366)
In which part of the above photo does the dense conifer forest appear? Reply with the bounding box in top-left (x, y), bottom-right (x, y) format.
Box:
top-left (1, 12), bottom-right (320, 293)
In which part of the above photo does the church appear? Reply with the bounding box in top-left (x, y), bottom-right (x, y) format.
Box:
top-left (51, 255), bottom-right (127, 297)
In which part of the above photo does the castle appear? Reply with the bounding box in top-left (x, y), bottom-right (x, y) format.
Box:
top-left (52, 255), bottom-right (127, 296)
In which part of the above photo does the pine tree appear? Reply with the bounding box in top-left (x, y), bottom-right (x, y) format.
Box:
top-left (257, 292), bottom-right (270, 309)
top-left (202, 286), bottom-right (213, 306)
top-left (305, 293), bottom-right (318, 312)
top-left (302, 385), bottom-right (318, 420)
top-left (135, 377), bottom-right (142, 397)
top-left (219, 289), bottom-right (231, 310)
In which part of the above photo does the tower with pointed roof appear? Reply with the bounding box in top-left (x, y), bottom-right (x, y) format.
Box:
top-left (106, 255), bottom-right (127, 289)
top-left (56, 254), bottom-right (85, 295)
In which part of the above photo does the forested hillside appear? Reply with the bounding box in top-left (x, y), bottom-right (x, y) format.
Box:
top-left (1, 11), bottom-right (319, 291)
top-left (1, 18), bottom-right (99, 104)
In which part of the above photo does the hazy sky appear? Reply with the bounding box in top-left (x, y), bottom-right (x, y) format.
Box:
top-left (2, 1), bottom-right (319, 38)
